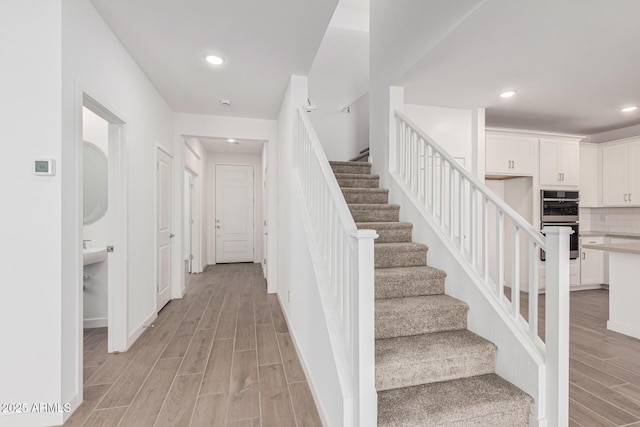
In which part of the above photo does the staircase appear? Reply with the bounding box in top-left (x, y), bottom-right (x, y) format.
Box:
top-left (330, 160), bottom-right (534, 426)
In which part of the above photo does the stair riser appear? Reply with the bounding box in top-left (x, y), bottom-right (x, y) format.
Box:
top-left (374, 228), bottom-right (413, 243)
top-left (376, 350), bottom-right (496, 391)
top-left (331, 165), bottom-right (371, 175)
top-left (337, 177), bottom-right (379, 188)
top-left (351, 209), bottom-right (399, 222)
top-left (342, 192), bottom-right (388, 204)
top-left (375, 249), bottom-right (426, 268)
top-left (375, 308), bottom-right (467, 339)
top-left (375, 276), bottom-right (444, 299)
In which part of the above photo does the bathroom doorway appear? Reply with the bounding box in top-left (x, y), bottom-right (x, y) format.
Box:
top-left (81, 93), bottom-right (128, 356)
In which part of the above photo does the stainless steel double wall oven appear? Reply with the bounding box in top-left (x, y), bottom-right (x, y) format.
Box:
top-left (540, 190), bottom-right (579, 260)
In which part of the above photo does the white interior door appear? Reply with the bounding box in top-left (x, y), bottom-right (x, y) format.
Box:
top-left (156, 148), bottom-right (173, 311)
top-left (215, 165), bottom-right (254, 263)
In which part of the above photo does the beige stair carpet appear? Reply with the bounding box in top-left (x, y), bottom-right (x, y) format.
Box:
top-left (330, 160), bottom-right (533, 426)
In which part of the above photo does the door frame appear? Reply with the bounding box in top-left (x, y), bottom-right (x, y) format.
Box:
top-left (155, 143), bottom-right (175, 311)
top-left (81, 93), bottom-right (129, 355)
top-left (214, 163), bottom-right (256, 264)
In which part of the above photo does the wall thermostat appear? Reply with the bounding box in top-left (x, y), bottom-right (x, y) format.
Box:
top-left (34, 159), bottom-right (56, 176)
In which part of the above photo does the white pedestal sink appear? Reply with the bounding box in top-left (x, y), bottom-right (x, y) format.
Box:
top-left (83, 247), bottom-right (107, 266)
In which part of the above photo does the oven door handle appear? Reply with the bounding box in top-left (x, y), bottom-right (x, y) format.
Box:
top-left (542, 198), bottom-right (580, 202)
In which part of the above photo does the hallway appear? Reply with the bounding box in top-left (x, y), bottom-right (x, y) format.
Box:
top-left (67, 264), bottom-right (321, 426)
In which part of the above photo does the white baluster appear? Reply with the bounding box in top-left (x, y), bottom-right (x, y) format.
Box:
top-left (528, 239), bottom-right (539, 339)
top-left (512, 223), bottom-right (520, 318)
top-left (497, 210), bottom-right (504, 298)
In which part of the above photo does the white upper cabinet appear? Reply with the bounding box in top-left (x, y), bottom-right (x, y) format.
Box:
top-left (602, 139), bottom-right (640, 206)
top-left (539, 139), bottom-right (579, 187)
top-left (579, 144), bottom-right (600, 207)
top-left (485, 134), bottom-right (536, 176)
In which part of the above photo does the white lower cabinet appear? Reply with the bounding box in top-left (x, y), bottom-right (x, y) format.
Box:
top-left (539, 259), bottom-right (580, 290)
top-left (580, 236), bottom-right (605, 286)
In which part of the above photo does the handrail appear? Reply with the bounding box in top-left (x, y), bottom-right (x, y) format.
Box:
top-left (396, 111), bottom-right (545, 249)
top-left (293, 106), bottom-right (377, 426)
top-left (391, 109), bottom-right (570, 424)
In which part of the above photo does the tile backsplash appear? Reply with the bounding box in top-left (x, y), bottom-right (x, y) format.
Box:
top-left (580, 207), bottom-right (640, 234)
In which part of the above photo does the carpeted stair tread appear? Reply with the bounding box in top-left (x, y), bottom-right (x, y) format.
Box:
top-left (329, 160), bottom-right (372, 167)
top-left (375, 266), bottom-right (445, 298)
top-left (357, 222), bottom-right (413, 243)
top-left (336, 173), bottom-right (379, 189)
top-left (349, 204), bottom-right (400, 222)
top-left (375, 295), bottom-right (467, 338)
top-left (375, 330), bottom-right (497, 391)
top-left (377, 374), bottom-right (533, 426)
top-left (329, 161), bottom-right (372, 174)
top-left (341, 188), bottom-right (389, 204)
top-left (356, 221), bottom-right (411, 229)
top-left (375, 242), bottom-right (428, 268)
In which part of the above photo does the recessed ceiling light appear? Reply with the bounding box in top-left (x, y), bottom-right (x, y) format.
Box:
top-left (220, 99), bottom-right (231, 107)
top-left (621, 106), bottom-right (638, 113)
top-left (205, 55), bottom-right (224, 65)
top-left (227, 138), bottom-right (237, 144)
top-left (500, 90), bottom-right (517, 98)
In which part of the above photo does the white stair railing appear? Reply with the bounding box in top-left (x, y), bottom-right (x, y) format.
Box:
top-left (294, 106), bottom-right (378, 427)
top-left (391, 110), bottom-right (570, 425)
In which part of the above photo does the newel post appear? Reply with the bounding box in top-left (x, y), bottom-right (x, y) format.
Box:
top-left (543, 226), bottom-right (572, 427)
top-left (353, 229), bottom-right (378, 427)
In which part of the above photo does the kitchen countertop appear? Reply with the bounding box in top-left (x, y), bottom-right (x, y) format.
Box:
top-left (580, 231), bottom-right (640, 239)
top-left (582, 242), bottom-right (640, 255)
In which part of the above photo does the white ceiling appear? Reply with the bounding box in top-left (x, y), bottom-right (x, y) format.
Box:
top-left (90, 0), bottom-right (640, 136)
top-left (197, 137), bottom-right (264, 155)
top-left (399, 0), bottom-right (640, 135)
top-left (90, 0), bottom-right (338, 120)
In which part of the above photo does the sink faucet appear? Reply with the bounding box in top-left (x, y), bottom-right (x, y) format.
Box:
top-left (83, 240), bottom-right (91, 249)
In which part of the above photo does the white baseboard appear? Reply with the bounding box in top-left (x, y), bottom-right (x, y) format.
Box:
top-left (275, 293), bottom-right (329, 427)
top-left (127, 310), bottom-right (157, 350)
top-left (62, 393), bottom-right (80, 425)
top-left (0, 405), bottom-right (67, 427)
top-left (607, 320), bottom-right (640, 340)
top-left (83, 317), bottom-right (107, 329)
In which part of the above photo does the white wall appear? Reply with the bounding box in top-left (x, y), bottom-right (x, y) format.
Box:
top-left (82, 107), bottom-right (109, 328)
top-left (207, 153), bottom-right (263, 266)
top-left (174, 113), bottom-right (278, 291)
top-left (276, 75), bottom-right (345, 426)
top-left (0, 2), bottom-right (64, 425)
top-left (310, 92), bottom-right (370, 161)
top-left (404, 104), bottom-right (474, 165)
top-left (61, 0), bottom-right (176, 422)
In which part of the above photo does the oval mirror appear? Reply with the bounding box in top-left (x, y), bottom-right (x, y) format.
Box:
top-left (83, 141), bottom-right (108, 225)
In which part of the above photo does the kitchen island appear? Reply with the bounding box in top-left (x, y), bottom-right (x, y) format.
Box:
top-left (582, 242), bottom-right (640, 340)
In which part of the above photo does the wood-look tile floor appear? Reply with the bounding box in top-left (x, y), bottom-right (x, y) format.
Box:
top-left (510, 289), bottom-right (640, 426)
top-left (67, 263), bottom-right (322, 427)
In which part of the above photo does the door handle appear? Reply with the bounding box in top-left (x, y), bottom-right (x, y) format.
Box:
top-left (216, 225), bottom-right (221, 229)
top-left (630, 193), bottom-right (633, 202)
top-left (582, 252), bottom-right (585, 260)
top-left (169, 233), bottom-right (175, 238)
top-left (625, 193), bottom-right (629, 202)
